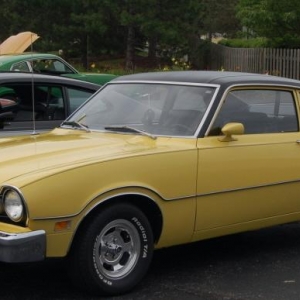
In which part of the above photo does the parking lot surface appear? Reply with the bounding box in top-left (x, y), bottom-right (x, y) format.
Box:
top-left (2, 222), bottom-right (300, 300)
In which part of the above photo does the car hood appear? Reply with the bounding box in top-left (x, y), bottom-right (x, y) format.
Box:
top-left (0, 31), bottom-right (39, 54)
top-left (0, 128), bottom-right (186, 186)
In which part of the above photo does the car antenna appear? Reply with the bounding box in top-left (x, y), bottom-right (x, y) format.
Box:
top-left (30, 32), bottom-right (38, 135)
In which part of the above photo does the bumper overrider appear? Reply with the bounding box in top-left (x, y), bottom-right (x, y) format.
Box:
top-left (0, 230), bottom-right (46, 262)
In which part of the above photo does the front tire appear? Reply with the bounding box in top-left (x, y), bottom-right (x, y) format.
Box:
top-left (68, 203), bottom-right (154, 296)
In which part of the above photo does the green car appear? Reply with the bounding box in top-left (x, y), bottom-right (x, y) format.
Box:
top-left (0, 53), bottom-right (117, 85)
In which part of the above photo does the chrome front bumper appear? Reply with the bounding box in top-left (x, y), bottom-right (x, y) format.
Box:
top-left (0, 230), bottom-right (46, 262)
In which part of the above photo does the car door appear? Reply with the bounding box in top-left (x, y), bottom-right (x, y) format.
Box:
top-left (194, 87), bottom-right (300, 238)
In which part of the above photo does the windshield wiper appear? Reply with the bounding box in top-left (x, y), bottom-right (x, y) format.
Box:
top-left (61, 121), bottom-right (90, 132)
top-left (104, 125), bottom-right (157, 140)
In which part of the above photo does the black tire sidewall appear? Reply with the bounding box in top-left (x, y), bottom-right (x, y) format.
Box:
top-left (74, 203), bottom-right (154, 295)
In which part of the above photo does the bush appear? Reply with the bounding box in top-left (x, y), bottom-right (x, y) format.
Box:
top-left (218, 37), bottom-right (300, 49)
top-left (218, 38), bottom-right (268, 48)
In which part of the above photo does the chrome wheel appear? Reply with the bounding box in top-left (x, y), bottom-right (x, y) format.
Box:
top-left (94, 219), bottom-right (141, 279)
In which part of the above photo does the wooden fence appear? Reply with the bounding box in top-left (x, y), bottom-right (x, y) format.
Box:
top-left (209, 43), bottom-right (300, 80)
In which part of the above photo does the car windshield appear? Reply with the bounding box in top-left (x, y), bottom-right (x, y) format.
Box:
top-left (66, 83), bottom-right (216, 137)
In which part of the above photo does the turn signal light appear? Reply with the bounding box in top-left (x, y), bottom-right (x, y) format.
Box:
top-left (54, 220), bottom-right (71, 231)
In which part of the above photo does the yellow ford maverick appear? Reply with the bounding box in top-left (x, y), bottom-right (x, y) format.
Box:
top-left (0, 71), bottom-right (300, 295)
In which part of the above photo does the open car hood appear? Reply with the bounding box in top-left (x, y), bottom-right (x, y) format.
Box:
top-left (0, 31), bottom-right (40, 54)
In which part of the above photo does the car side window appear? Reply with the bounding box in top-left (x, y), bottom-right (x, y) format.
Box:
top-left (210, 89), bottom-right (298, 135)
top-left (66, 87), bottom-right (95, 113)
top-left (11, 61), bottom-right (30, 72)
top-left (52, 59), bottom-right (73, 73)
top-left (31, 59), bottom-right (73, 74)
top-left (0, 84), bottom-right (65, 122)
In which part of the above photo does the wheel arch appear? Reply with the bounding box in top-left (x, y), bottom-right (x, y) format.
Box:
top-left (69, 193), bottom-right (163, 254)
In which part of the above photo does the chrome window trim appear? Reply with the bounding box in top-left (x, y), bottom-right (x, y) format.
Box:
top-left (80, 80), bottom-right (221, 139)
top-left (204, 83), bottom-right (299, 137)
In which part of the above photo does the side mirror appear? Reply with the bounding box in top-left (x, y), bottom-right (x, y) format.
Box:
top-left (218, 122), bottom-right (244, 142)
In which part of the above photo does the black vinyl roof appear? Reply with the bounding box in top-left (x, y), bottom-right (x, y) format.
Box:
top-left (113, 71), bottom-right (300, 87)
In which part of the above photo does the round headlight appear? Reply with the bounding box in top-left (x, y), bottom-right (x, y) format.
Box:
top-left (4, 189), bottom-right (24, 222)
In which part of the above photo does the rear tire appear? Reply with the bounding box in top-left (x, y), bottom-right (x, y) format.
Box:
top-left (68, 203), bottom-right (154, 296)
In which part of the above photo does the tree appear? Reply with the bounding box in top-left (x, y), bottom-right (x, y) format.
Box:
top-left (0, 0), bottom-right (241, 70)
top-left (237, 0), bottom-right (300, 47)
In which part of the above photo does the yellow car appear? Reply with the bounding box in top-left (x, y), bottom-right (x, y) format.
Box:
top-left (1, 71), bottom-right (300, 296)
